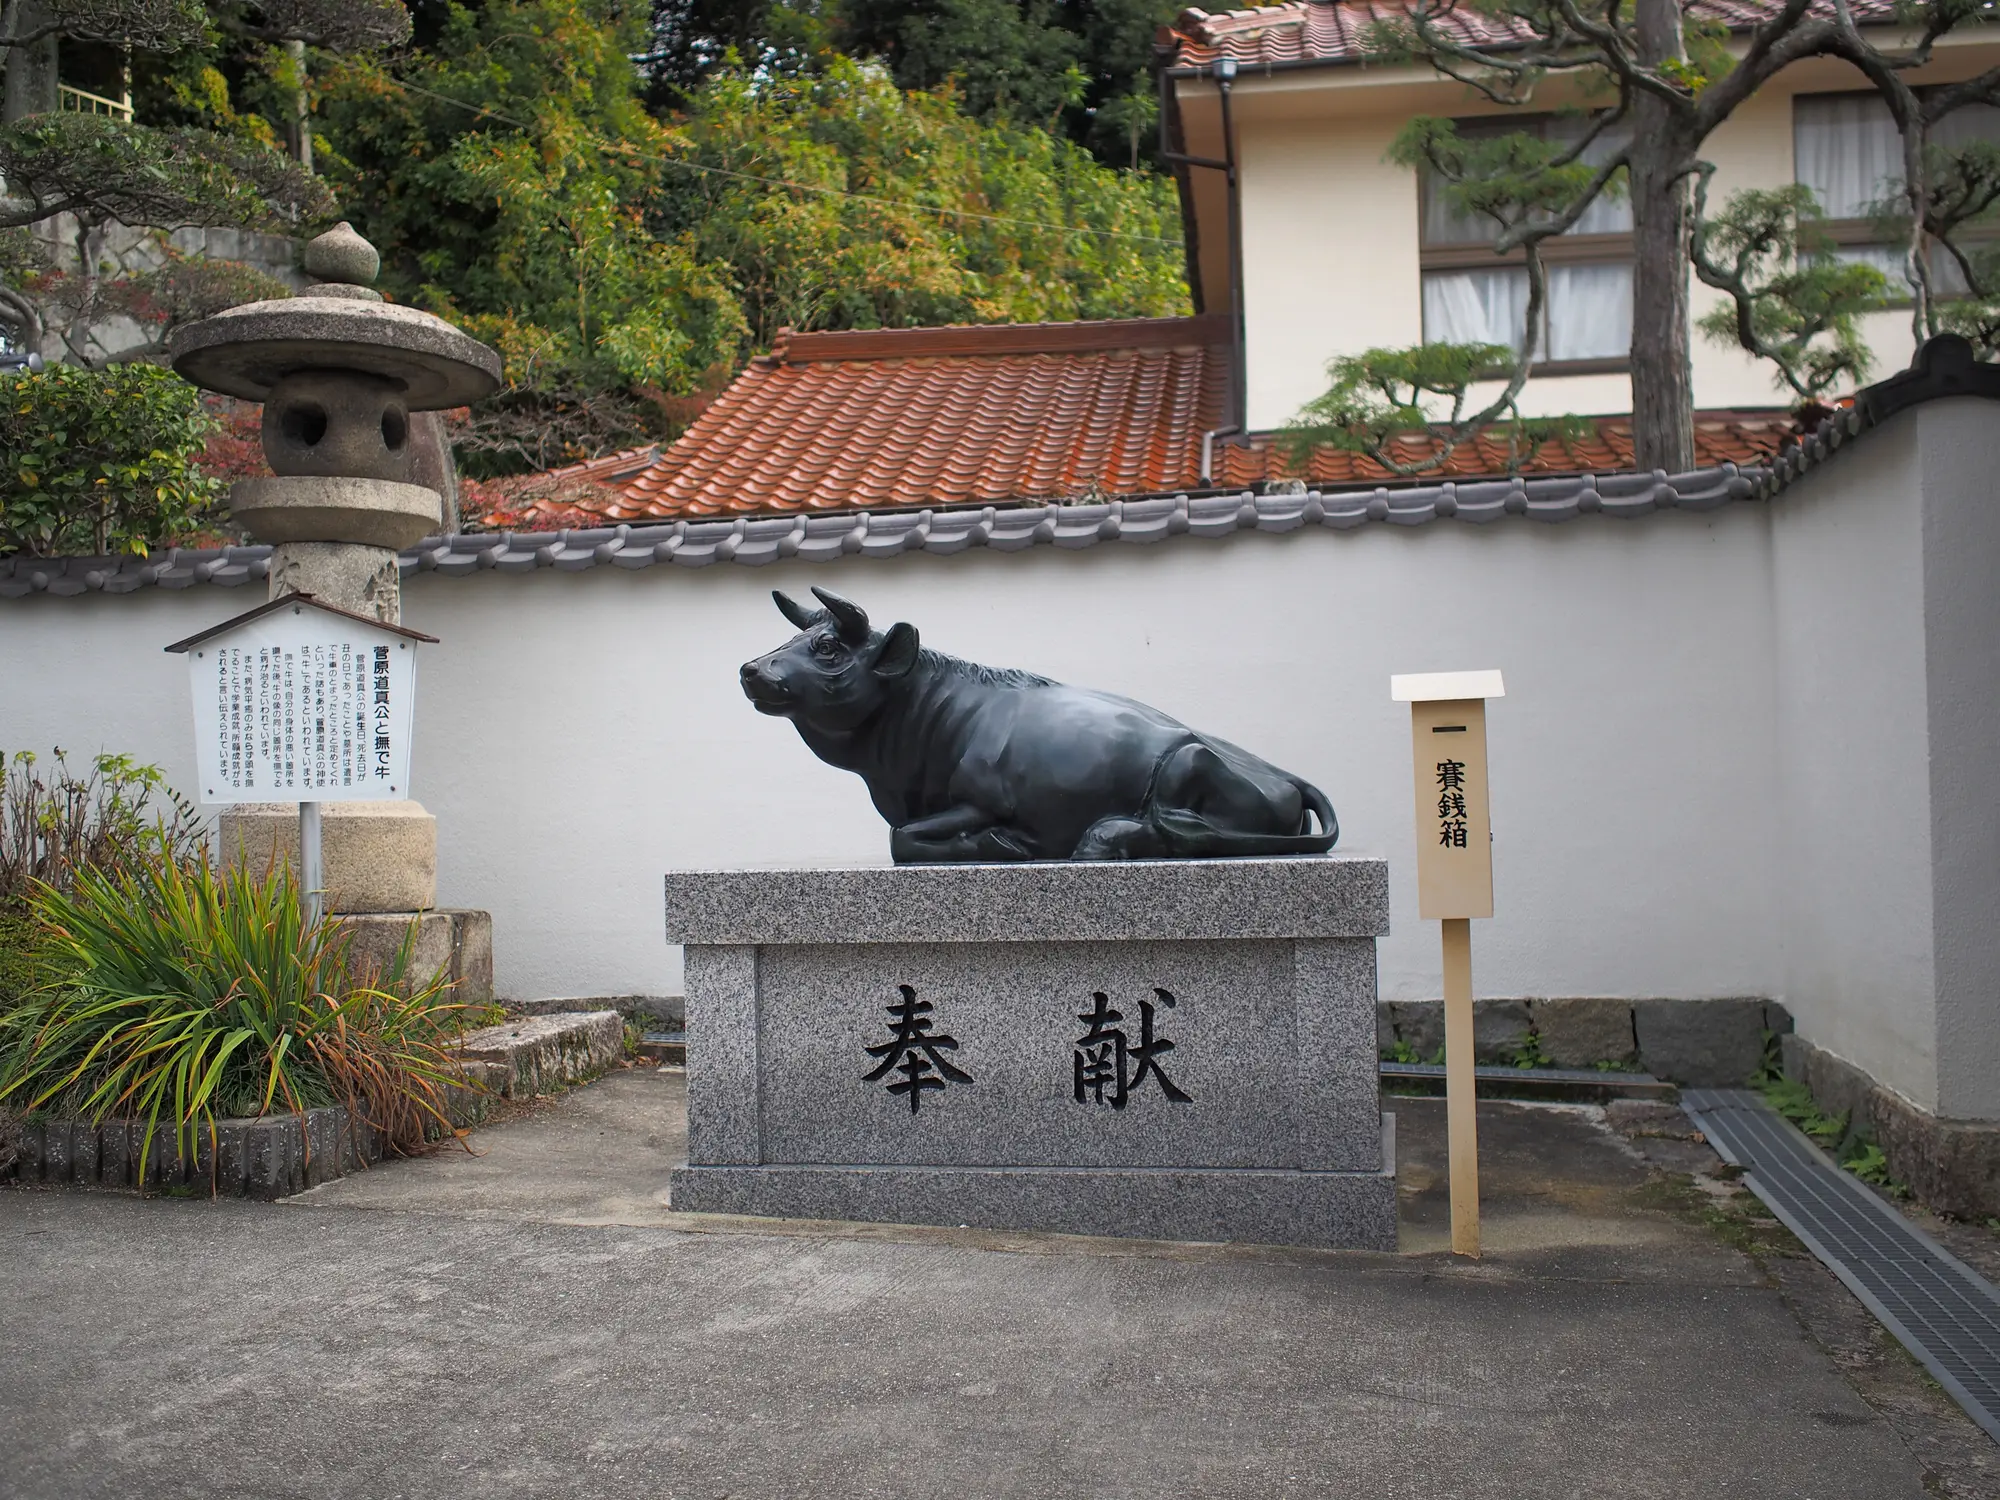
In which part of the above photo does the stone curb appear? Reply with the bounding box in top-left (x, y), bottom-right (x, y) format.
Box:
top-left (2, 1106), bottom-right (380, 1199)
top-left (1378, 996), bottom-right (1792, 1086)
top-left (1781, 1033), bottom-right (2000, 1220)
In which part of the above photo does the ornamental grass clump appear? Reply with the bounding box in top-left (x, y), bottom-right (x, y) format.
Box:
top-left (0, 845), bottom-right (476, 1185)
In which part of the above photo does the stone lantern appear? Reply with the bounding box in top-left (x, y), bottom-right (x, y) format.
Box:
top-left (168, 224), bottom-right (501, 989)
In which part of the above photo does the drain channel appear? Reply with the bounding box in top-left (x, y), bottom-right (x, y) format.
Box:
top-left (1683, 1088), bottom-right (2000, 1443)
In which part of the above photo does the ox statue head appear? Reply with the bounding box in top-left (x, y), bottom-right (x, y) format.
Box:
top-left (740, 588), bottom-right (921, 730)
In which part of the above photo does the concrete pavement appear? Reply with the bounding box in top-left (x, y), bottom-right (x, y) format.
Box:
top-left (0, 1070), bottom-right (1992, 1499)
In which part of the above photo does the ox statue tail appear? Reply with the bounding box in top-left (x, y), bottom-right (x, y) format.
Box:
top-left (1293, 779), bottom-right (1340, 851)
top-left (1137, 775), bottom-right (1339, 860)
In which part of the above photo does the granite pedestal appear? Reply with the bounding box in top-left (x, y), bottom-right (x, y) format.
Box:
top-left (665, 857), bottom-right (1396, 1249)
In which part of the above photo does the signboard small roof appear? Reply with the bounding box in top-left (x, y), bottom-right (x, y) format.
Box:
top-left (163, 592), bottom-right (439, 654)
top-left (1390, 670), bottom-right (1505, 703)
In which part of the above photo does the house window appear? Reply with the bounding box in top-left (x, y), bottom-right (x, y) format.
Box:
top-left (1793, 92), bottom-right (2000, 294)
top-left (1418, 114), bottom-right (1634, 368)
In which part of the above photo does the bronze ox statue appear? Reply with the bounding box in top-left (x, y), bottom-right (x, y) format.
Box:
top-left (740, 588), bottom-right (1339, 863)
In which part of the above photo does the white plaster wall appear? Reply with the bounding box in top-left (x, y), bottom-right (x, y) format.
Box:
top-left (1234, 57), bottom-right (1987, 431)
top-left (1240, 114), bottom-right (1423, 431)
top-left (2, 507), bottom-right (1782, 1012)
top-left (1770, 410), bottom-right (1940, 1110)
top-left (1917, 399), bottom-right (2000, 1118)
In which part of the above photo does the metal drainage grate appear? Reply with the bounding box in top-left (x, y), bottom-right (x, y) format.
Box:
top-left (1683, 1088), bottom-right (2000, 1442)
top-left (1380, 1061), bottom-right (1675, 1103)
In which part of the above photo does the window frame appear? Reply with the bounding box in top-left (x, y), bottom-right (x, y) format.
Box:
top-left (1417, 112), bottom-right (1635, 375)
top-left (1792, 87), bottom-right (2000, 308)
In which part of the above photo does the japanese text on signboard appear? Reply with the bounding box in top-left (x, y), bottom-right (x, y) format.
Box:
top-left (187, 608), bottom-right (417, 804)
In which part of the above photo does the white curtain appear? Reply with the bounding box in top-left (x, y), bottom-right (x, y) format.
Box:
top-left (1547, 117), bottom-right (1633, 235)
top-left (1422, 119), bottom-right (1509, 246)
top-left (1422, 268), bottom-right (1531, 354)
top-left (1932, 102), bottom-right (2000, 152)
top-left (1546, 263), bottom-right (1632, 360)
top-left (1833, 242), bottom-right (1908, 278)
top-left (1795, 94), bottom-right (1904, 220)
top-left (1422, 114), bottom-right (1631, 244)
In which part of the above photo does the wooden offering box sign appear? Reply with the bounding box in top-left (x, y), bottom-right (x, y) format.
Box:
top-left (1392, 670), bottom-right (1503, 920)
top-left (165, 594), bottom-right (435, 804)
top-left (1391, 668), bottom-right (1503, 1259)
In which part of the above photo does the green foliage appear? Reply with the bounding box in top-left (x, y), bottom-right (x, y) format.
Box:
top-left (1753, 1028), bottom-right (1785, 1086)
top-left (0, 363), bottom-right (224, 557)
top-left (0, 749), bottom-right (205, 913)
top-left (1380, 1038), bottom-right (1445, 1066)
top-left (1763, 1077), bottom-right (1849, 1144)
top-left (1840, 1141), bottom-right (1903, 1193)
top-left (17, 0), bottom-right (210, 53)
top-left (0, 111), bottom-right (331, 234)
top-left (1870, 138), bottom-right (2000, 358)
top-left (317, 4), bottom-right (1186, 474)
top-left (1694, 184), bottom-right (1885, 400)
top-left (316, 0), bottom-right (748, 472)
top-left (1510, 1032), bottom-right (1552, 1070)
top-left (1285, 342), bottom-right (1590, 478)
top-left (691, 0), bottom-right (1183, 166)
top-left (0, 748), bottom-right (203, 1020)
top-left (0, 228), bottom-right (48, 286)
top-left (0, 912), bottom-right (47, 1012)
top-left (1389, 114), bottom-right (1625, 249)
top-left (0, 846), bottom-right (474, 1181)
top-left (677, 57), bottom-right (1187, 341)
top-left (1761, 1076), bottom-right (1911, 1196)
top-left (838, 0), bottom-right (1087, 128)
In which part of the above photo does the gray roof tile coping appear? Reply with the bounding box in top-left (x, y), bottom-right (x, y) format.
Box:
top-left (662, 856), bottom-right (1391, 944)
top-left (0, 466), bottom-right (1770, 598)
top-left (8, 335), bottom-right (1992, 601)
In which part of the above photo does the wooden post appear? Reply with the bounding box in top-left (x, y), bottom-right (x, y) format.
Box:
top-left (1441, 915), bottom-right (1479, 1256)
top-left (1392, 670), bottom-right (1504, 1260)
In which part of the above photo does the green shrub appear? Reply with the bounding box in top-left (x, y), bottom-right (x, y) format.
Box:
top-left (1764, 1076), bottom-right (1849, 1144)
top-left (0, 362), bottom-right (225, 558)
top-left (0, 911), bottom-right (45, 1010)
top-left (0, 749), bottom-right (204, 911)
top-left (0, 845), bottom-right (474, 1182)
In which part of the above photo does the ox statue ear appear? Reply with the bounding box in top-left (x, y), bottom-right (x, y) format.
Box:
top-left (873, 621), bottom-right (919, 679)
top-left (811, 586), bottom-right (871, 643)
top-left (772, 590), bottom-right (817, 631)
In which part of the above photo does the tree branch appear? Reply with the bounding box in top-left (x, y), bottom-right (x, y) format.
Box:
top-left (0, 282), bottom-right (41, 349)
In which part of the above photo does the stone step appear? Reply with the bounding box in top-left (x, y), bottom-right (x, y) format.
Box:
top-left (458, 1011), bottom-right (623, 1098)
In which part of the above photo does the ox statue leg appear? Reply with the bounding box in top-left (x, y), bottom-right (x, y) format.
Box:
top-left (890, 803), bottom-right (1038, 864)
top-left (1072, 815), bottom-right (1168, 860)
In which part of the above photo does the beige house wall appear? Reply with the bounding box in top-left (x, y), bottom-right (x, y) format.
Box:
top-left (1218, 44), bottom-right (2000, 434)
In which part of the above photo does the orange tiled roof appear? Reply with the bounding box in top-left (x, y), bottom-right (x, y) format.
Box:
top-left (1163, 0), bottom-right (1903, 70)
top-left (588, 316), bottom-right (1238, 523)
top-left (1211, 411), bottom-right (1796, 489)
top-left (463, 316), bottom-right (1794, 529)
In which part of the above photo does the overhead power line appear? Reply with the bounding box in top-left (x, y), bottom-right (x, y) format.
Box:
top-left (385, 78), bottom-right (1183, 247)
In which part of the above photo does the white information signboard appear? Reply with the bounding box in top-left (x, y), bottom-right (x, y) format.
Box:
top-left (170, 597), bottom-right (427, 805)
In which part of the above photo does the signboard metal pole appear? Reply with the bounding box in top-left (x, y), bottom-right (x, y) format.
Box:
top-left (1391, 670), bottom-right (1504, 1261)
top-left (300, 800), bottom-right (323, 927)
